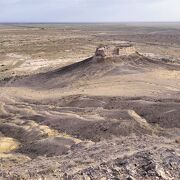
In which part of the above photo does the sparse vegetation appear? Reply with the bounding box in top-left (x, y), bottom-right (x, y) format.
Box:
top-left (0, 23), bottom-right (179, 179)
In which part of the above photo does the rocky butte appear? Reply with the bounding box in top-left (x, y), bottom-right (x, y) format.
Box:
top-left (95, 44), bottom-right (136, 58)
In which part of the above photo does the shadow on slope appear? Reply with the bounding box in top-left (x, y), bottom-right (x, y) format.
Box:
top-left (1, 53), bottom-right (179, 89)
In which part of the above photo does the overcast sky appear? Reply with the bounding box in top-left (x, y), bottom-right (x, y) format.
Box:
top-left (0, 0), bottom-right (180, 22)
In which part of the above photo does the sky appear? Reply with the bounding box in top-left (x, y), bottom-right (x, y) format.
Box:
top-left (0, 0), bottom-right (180, 22)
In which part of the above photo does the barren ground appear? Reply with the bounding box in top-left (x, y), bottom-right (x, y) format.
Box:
top-left (0, 23), bottom-right (180, 180)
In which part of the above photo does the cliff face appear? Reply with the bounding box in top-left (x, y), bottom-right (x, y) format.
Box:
top-left (95, 44), bottom-right (136, 58)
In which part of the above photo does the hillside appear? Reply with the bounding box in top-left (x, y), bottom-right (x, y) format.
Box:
top-left (0, 39), bottom-right (180, 179)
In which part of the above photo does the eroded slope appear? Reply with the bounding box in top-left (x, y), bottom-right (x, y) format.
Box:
top-left (0, 44), bottom-right (180, 179)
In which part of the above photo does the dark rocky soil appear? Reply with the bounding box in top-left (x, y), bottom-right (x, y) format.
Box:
top-left (0, 24), bottom-right (180, 180)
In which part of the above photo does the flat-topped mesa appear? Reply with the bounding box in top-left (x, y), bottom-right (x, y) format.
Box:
top-left (95, 44), bottom-right (136, 58)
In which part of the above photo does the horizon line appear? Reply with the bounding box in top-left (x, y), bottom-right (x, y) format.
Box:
top-left (0, 21), bottom-right (180, 24)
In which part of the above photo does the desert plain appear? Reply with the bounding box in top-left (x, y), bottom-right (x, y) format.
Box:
top-left (0, 23), bottom-right (180, 179)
